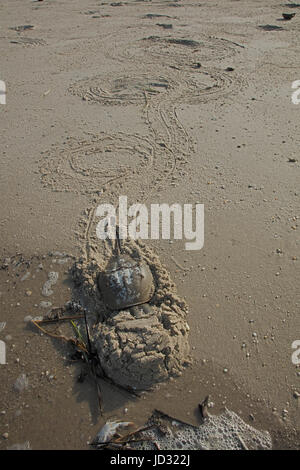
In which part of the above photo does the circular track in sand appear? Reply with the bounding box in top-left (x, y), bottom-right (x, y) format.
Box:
top-left (39, 133), bottom-right (156, 195)
top-left (113, 34), bottom-right (240, 67)
top-left (180, 67), bottom-right (246, 104)
top-left (69, 72), bottom-right (177, 106)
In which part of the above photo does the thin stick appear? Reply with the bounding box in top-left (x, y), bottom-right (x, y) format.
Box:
top-left (105, 443), bottom-right (137, 451)
top-left (115, 425), bottom-right (156, 443)
top-left (38, 315), bottom-right (85, 324)
top-left (31, 320), bottom-right (88, 353)
top-left (115, 225), bottom-right (122, 254)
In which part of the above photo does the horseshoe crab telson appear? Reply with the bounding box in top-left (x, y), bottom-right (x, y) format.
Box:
top-left (98, 227), bottom-right (155, 313)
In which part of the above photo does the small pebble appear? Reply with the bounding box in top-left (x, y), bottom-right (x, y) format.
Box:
top-left (40, 301), bottom-right (52, 309)
top-left (13, 373), bottom-right (29, 392)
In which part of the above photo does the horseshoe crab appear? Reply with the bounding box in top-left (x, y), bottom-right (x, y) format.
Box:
top-left (98, 228), bottom-right (155, 313)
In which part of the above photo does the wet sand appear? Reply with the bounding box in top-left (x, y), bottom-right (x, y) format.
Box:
top-left (0, 0), bottom-right (299, 449)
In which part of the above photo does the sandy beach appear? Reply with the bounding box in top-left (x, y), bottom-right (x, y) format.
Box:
top-left (0, 0), bottom-right (299, 450)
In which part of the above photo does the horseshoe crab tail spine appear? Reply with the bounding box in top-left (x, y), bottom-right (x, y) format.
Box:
top-left (115, 225), bottom-right (122, 255)
top-left (83, 309), bottom-right (92, 354)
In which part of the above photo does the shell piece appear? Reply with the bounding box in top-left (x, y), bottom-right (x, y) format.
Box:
top-left (98, 254), bottom-right (155, 310)
top-left (95, 421), bottom-right (134, 444)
